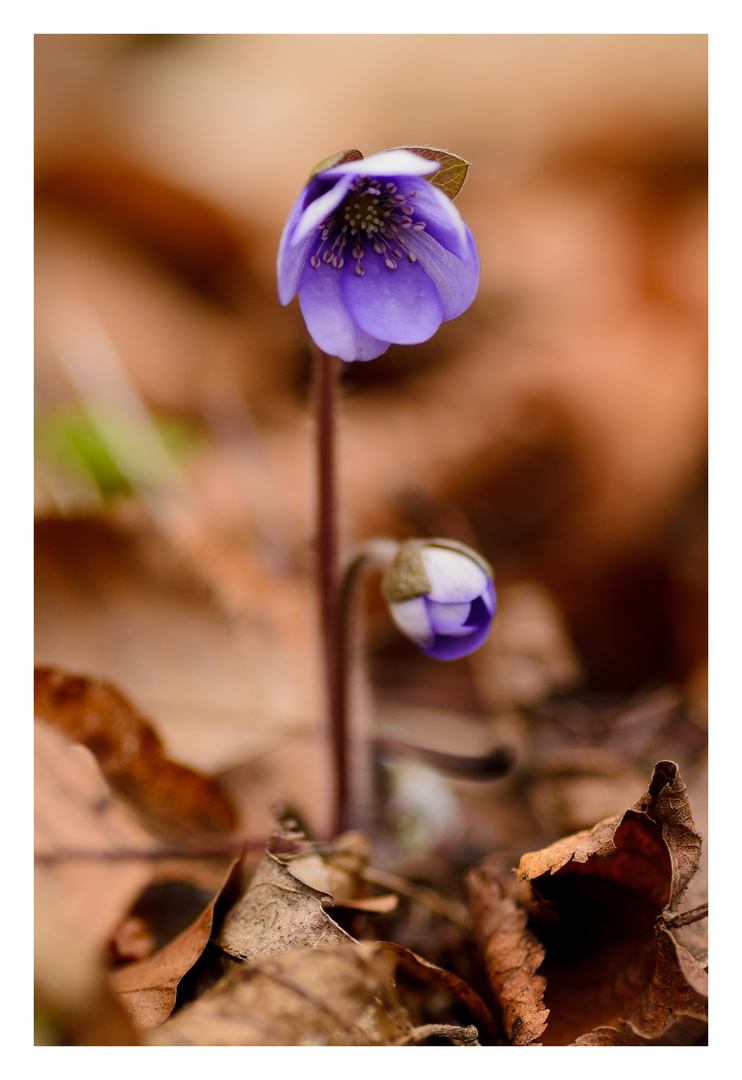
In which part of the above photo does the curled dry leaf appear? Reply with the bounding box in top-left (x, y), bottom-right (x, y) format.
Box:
top-left (109, 857), bottom-right (243, 1028)
top-left (573, 1015), bottom-right (709, 1046)
top-left (465, 860), bottom-right (548, 1045)
top-left (279, 830), bottom-right (370, 902)
top-left (216, 848), bottom-right (355, 963)
top-left (466, 761), bottom-right (707, 1045)
top-left (34, 666), bottom-right (236, 838)
top-left (147, 942), bottom-right (411, 1046)
top-left (147, 942), bottom-right (479, 1046)
top-left (209, 835), bottom-right (492, 1045)
top-left (277, 830), bottom-right (398, 912)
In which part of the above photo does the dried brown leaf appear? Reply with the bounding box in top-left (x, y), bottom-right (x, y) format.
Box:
top-left (516, 759), bottom-right (702, 910)
top-left (35, 878), bottom-right (141, 1046)
top-left (109, 857), bottom-right (242, 1028)
top-left (35, 720), bottom-right (161, 938)
top-left (281, 830), bottom-right (370, 902)
top-left (35, 719), bottom-right (160, 1044)
top-left (216, 848), bottom-right (355, 963)
top-left (147, 943), bottom-right (410, 1046)
top-left (277, 832), bottom-right (400, 911)
top-left (206, 838), bottom-right (491, 1045)
top-left (35, 666), bottom-right (236, 838)
top-left (35, 514), bottom-right (330, 837)
top-left (466, 859), bottom-right (548, 1045)
top-left (467, 761), bottom-right (707, 1045)
top-left (339, 894), bottom-right (398, 914)
top-left (574, 1015), bottom-right (708, 1045)
top-left (108, 915), bottom-right (157, 963)
top-left (381, 941), bottom-right (498, 1042)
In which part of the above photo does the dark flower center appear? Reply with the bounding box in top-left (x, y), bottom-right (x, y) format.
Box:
top-left (309, 177), bottom-right (427, 277)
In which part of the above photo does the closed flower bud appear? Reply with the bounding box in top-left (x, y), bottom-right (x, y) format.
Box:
top-left (381, 539), bottom-right (496, 661)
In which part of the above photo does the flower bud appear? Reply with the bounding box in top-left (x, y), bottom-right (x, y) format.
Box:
top-left (381, 539), bottom-right (496, 661)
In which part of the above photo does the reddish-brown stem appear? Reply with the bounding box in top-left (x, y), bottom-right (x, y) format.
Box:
top-left (335, 539), bottom-right (399, 831)
top-left (313, 345), bottom-right (346, 835)
top-left (314, 345), bottom-right (400, 834)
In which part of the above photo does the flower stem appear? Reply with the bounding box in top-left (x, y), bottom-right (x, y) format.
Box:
top-left (313, 343), bottom-right (400, 834)
top-left (313, 345), bottom-right (345, 835)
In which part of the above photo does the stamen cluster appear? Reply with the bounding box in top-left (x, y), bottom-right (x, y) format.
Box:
top-left (310, 179), bottom-right (427, 276)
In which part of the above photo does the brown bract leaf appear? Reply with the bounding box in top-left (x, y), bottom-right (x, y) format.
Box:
top-left (467, 761), bottom-right (707, 1045)
top-left (309, 148), bottom-right (363, 179)
top-left (109, 857), bottom-right (242, 1028)
top-left (147, 942), bottom-right (410, 1046)
top-left (216, 848), bottom-right (355, 963)
top-left (35, 666), bottom-right (236, 838)
top-left (400, 146), bottom-right (470, 200)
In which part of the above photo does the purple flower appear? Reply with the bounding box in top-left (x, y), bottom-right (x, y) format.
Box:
top-left (277, 148), bottom-right (480, 362)
top-left (382, 539), bottom-right (496, 661)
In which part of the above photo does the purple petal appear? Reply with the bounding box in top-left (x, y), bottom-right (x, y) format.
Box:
top-left (482, 580), bottom-right (497, 615)
top-left (292, 174), bottom-right (355, 245)
top-left (342, 251), bottom-right (443, 345)
top-left (399, 177), bottom-right (469, 258)
top-left (426, 600), bottom-right (473, 632)
top-left (420, 618), bottom-right (493, 661)
top-left (278, 178), bottom-right (350, 303)
top-left (405, 228), bottom-right (480, 322)
top-left (464, 590), bottom-right (496, 630)
top-left (277, 210), bottom-right (316, 305)
top-left (323, 149), bottom-right (439, 180)
top-left (298, 260), bottom-right (389, 362)
top-left (421, 545), bottom-right (489, 603)
top-left (388, 596), bottom-right (434, 648)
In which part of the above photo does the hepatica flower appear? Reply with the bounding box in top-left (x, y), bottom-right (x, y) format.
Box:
top-left (382, 539), bottom-right (496, 661)
top-left (277, 147), bottom-right (479, 362)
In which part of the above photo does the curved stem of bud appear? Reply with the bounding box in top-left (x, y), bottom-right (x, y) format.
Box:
top-left (335, 539), bottom-right (400, 833)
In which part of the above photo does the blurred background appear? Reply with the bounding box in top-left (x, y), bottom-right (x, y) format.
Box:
top-left (34, 34), bottom-right (707, 854)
